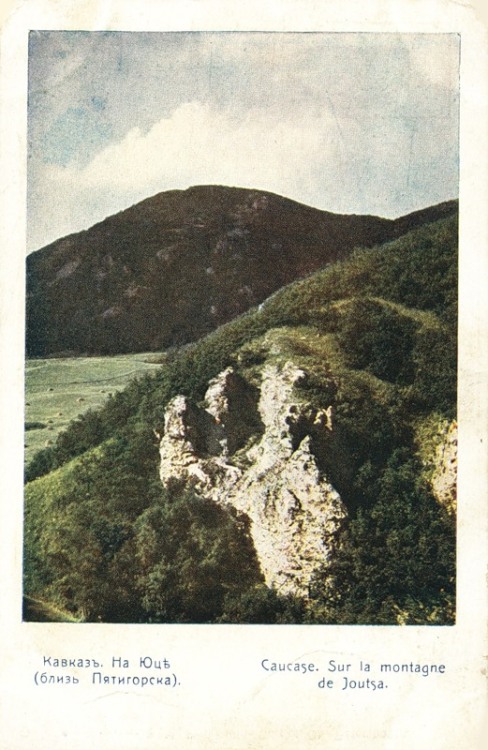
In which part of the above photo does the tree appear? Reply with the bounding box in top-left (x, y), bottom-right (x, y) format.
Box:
top-left (134, 487), bottom-right (263, 622)
top-left (308, 451), bottom-right (455, 624)
top-left (336, 298), bottom-right (417, 384)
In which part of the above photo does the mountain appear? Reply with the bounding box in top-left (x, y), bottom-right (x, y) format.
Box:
top-left (26, 185), bottom-right (457, 356)
top-left (24, 209), bottom-right (457, 625)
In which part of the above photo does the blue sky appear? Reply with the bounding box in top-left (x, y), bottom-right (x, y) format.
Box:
top-left (27, 32), bottom-right (459, 251)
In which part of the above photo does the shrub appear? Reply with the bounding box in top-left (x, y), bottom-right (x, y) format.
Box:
top-left (335, 299), bottom-right (417, 385)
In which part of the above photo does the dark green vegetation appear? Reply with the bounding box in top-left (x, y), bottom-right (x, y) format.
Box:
top-left (24, 204), bottom-right (457, 625)
top-left (26, 185), bottom-right (457, 357)
top-left (22, 595), bottom-right (81, 623)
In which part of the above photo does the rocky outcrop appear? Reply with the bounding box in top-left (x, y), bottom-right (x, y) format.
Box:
top-left (430, 420), bottom-right (457, 516)
top-left (158, 362), bottom-right (347, 596)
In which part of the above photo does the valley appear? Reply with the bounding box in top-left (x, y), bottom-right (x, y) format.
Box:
top-left (25, 353), bottom-right (163, 464)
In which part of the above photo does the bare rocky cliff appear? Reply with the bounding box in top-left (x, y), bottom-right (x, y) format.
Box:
top-left (430, 420), bottom-right (457, 517)
top-left (158, 362), bottom-right (347, 596)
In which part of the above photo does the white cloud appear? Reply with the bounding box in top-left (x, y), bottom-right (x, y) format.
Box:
top-left (28, 100), bottom-right (340, 249)
top-left (60, 101), bottom-right (334, 189)
top-left (27, 88), bottom-right (459, 252)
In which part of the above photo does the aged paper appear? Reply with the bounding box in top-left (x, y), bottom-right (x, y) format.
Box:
top-left (1, 1), bottom-right (487, 748)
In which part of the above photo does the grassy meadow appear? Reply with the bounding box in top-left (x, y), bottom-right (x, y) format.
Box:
top-left (25, 353), bottom-right (162, 464)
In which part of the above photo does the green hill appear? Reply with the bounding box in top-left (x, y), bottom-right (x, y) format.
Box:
top-left (26, 185), bottom-right (457, 356)
top-left (24, 211), bottom-right (457, 625)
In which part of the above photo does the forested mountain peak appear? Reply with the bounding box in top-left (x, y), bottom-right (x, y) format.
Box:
top-left (26, 185), bottom-right (457, 356)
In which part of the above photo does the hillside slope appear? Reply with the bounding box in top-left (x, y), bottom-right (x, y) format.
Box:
top-left (24, 212), bottom-right (457, 624)
top-left (26, 185), bottom-right (457, 356)
top-left (24, 353), bottom-right (162, 464)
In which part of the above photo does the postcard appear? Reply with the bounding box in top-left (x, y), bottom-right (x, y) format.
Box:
top-left (1, 1), bottom-right (487, 748)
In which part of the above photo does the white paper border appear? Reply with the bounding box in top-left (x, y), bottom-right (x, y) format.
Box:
top-left (1, 2), bottom-right (487, 748)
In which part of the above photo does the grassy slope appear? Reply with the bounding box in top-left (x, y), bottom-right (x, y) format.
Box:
top-left (23, 596), bottom-right (82, 623)
top-left (25, 353), bottom-right (162, 464)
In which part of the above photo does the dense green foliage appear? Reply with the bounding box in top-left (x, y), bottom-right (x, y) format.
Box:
top-left (24, 212), bottom-right (457, 624)
top-left (24, 435), bottom-right (265, 622)
top-left (307, 452), bottom-right (455, 624)
top-left (334, 299), bottom-right (417, 384)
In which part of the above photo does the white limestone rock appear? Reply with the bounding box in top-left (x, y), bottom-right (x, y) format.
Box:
top-left (430, 420), bottom-right (457, 516)
top-left (159, 362), bottom-right (347, 596)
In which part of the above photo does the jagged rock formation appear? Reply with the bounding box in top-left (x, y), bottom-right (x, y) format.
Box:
top-left (159, 362), bottom-right (347, 596)
top-left (430, 420), bottom-right (457, 516)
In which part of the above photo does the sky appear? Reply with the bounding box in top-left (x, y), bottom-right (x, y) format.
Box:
top-left (27, 32), bottom-right (460, 252)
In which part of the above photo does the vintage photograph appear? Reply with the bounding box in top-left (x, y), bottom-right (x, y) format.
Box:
top-left (23, 31), bottom-right (459, 625)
